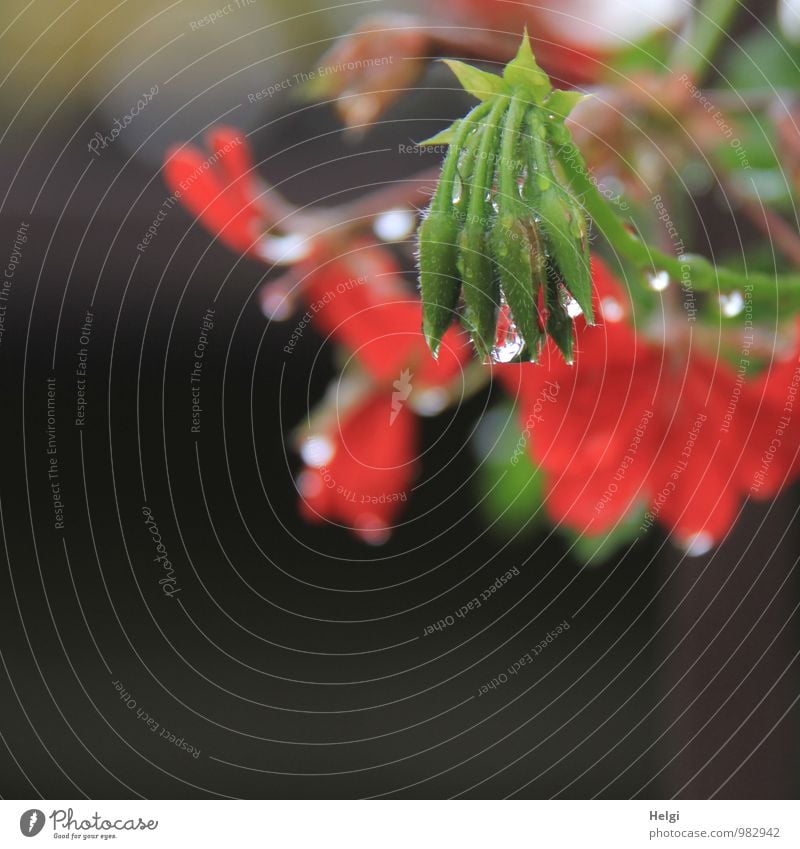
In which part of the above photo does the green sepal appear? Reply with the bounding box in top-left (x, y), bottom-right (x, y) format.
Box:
top-left (442, 59), bottom-right (508, 101)
top-left (503, 29), bottom-right (551, 101)
top-left (418, 209), bottom-right (462, 355)
top-left (492, 213), bottom-right (543, 361)
top-left (531, 137), bottom-right (594, 323)
top-left (458, 225), bottom-right (499, 359)
top-left (417, 123), bottom-right (460, 147)
top-left (544, 89), bottom-right (589, 122)
top-left (544, 272), bottom-right (575, 364)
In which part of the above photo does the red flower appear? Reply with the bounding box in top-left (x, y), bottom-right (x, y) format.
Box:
top-left (296, 241), bottom-right (470, 384)
top-left (163, 128), bottom-right (472, 542)
top-left (297, 391), bottom-right (419, 544)
top-left (293, 245), bottom-right (472, 542)
top-left (163, 128), bottom-right (264, 254)
top-left (499, 258), bottom-right (800, 552)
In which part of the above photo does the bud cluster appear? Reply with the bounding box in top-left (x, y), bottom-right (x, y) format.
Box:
top-left (418, 34), bottom-right (594, 363)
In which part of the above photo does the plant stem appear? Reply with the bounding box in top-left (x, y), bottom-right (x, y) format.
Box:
top-left (555, 139), bottom-right (800, 294)
top-left (669, 0), bottom-right (741, 83)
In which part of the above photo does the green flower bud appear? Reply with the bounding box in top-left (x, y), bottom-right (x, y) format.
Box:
top-left (416, 31), bottom-right (597, 364)
top-left (492, 213), bottom-right (543, 361)
top-left (459, 225), bottom-right (499, 359)
top-left (418, 208), bottom-right (461, 356)
top-left (418, 102), bottom-right (490, 356)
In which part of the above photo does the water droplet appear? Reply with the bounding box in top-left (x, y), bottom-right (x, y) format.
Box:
top-left (719, 290), bottom-right (745, 317)
top-left (354, 513), bottom-right (391, 545)
top-left (600, 296), bottom-right (624, 323)
top-left (258, 233), bottom-right (310, 264)
top-left (557, 284), bottom-right (583, 318)
top-left (491, 324), bottom-right (525, 363)
top-left (647, 270), bottom-right (670, 292)
top-left (300, 435), bottom-right (335, 468)
top-left (679, 531), bottom-right (715, 557)
top-left (373, 208), bottom-right (416, 242)
top-left (451, 172), bottom-right (463, 205)
top-left (259, 277), bottom-right (297, 321)
top-left (411, 387), bottom-right (449, 416)
top-left (296, 470), bottom-right (323, 498)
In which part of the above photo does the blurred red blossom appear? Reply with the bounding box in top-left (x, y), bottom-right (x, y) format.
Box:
top-left (162, 96), bottom-right (800, 550)
top-left (296, 391), bottom-right (419, 545)
top-left (498, 259), bottom-right (800, 552)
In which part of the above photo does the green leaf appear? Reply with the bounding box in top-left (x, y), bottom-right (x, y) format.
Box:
top-left (503, 30), bottom-right (551, 100)
top-left (722, 26), bottom-right (800, 90)
top-left (442, 59), bottom-right (508, 101)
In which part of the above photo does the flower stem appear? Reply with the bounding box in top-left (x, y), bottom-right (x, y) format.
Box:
top-left (669, 0), bottom-right (741, 83)
top-left (555, 138), bottom-right (800, 295)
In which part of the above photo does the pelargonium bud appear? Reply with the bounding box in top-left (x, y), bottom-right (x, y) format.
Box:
top-left (417, 32), bottom-right (595, 363)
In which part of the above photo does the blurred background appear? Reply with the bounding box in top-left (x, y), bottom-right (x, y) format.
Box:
top-left (0, 0), bottom-right (797, 799)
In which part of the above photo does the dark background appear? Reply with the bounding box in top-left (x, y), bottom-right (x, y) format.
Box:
top-left (0, 0), bottom-right (798, 799)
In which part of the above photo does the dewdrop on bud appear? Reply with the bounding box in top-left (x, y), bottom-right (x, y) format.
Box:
top-left (647, 270), bottom-right (670, 292)
top-left (410, 386), bottom-right (449, 416)
top-left (719, 290), bottom-right (745, 317)
top-left (416, 32), bottom-right (596, 364)
top-left (257, 232), bottom-right (311, 264)
top-left (300, 435), bottom-right (336, 468)
top-left (679, 531), bottom-right (715, 557)
top-left (353, 513), bottom-right (391, 545)
top-left (374, 208), bottom-right (417, 242)
top-left (260, 276), bottom-right (298, 320)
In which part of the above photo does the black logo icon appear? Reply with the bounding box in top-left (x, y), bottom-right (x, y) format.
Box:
top-left (19, 809), bottom-right (45, 837)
